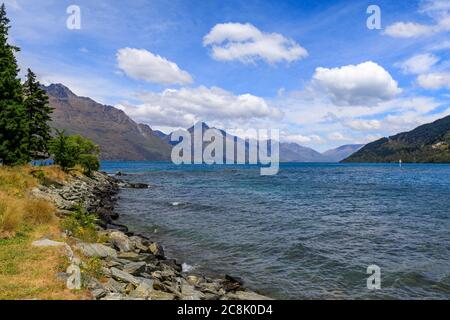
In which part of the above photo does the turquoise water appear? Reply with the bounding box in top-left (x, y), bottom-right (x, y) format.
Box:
top-left (101, 162), bottom-right (450, 299)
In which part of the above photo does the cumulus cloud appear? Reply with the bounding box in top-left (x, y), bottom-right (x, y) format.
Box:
top-left (385, 0), bottom-right (450, 38)
top-left (285, 134), bottom-right (324, 144)
top-left (203, 22), bottom-right (308, 64)
top-left (116, 48), bottom-right (193, 85)
top-left (417, 72), bottom-right (450, 89)
top-left (344, 119), bottom-right (381, 131)
top-left (312, 61), bottom-right (401, 106)
top-left (397, 53), bottom-right (439, 74)
top-left (116, 86), bottom-right (282, 128)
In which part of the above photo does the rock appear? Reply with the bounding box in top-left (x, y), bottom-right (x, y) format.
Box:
top-left (129, 236), bottom-right (149, 252)
top-left (106, 224), bottom-right (129, 233)
top-left (83, 275), bottom-right (103, 290)
top-left (148, 242), bottom-right (165, 259)
top-left (92, 288), bottom-right (107, 300)
top-left (186, 275), bottom-right (202, 286)
top-left (110, 267), bottom-right (140, 286)
top-left (101, 293), bottom-right (123, 300)
top-left (148, 290), bottom-right (176, 300)
top-left (125, 283), bottom-right (135, 294)
top-left (32, 239), bottom-right (66, 247)
top-left (222, 274), bottom-right (244, 292)
top-left (180, 279), bottom-right (205, 300)
top-left (75, 243), bottom-right (117, 259)
top-left (122, 262), bottom-right (146, 276)
top-left (103, 278), bottom-right (125, 294)
top-left (129, 281), bottom-right (154, 299)
top-left (226, 291), bottom-right (273, 300)
top-left (117, 251), bottom-right (141, 261)
top-left (109, 231), bottom-right (133, 252)
top-left (160, 259), bottom-right (182, 273)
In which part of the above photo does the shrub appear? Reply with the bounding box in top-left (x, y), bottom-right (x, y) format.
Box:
top-left (23, 199), bottom-right (55, 225)
top-left (78, 154), bottom-right (100, 177)
top-left (61, 205), bottom-right (99, 243)
top-left (81, 257), bottom-right (103, 279)
top-left (49, 130), bottom-right (80, 171)
top-left (49, 131), bottom-right (100, 175)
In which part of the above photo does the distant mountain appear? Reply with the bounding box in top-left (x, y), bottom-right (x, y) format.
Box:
top-left (322, 144), bottom-right (364, 162)
top-left (279, 143), bottom-right (330, 162)
top-left (342, 115), bottom-right (450, 163)
top-left (45, 84), bottom-right (171, 161)
top-left (165, 122), bottom-right (339, 162)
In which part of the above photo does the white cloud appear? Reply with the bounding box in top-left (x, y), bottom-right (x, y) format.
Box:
top-left (384, 22), bottom-right (435, 38)
top-left (285, 134), bottom-right (324, 144)
top-left (312, 61), bottom-right (401, 106)
top-left (429, 40), bottom-right (450, 50)
top-left (397, 53), bottom-right (439, 74)
top-left (116, 48), bottom-right (193, 85)
top-left (385, 0), bottom-right (450, 38)
top-left (328, 132), bottom-right (348, 141)
top-left (203, 23), bottom-right (308, 64)
top-left (417, 72), bottom-right (450, 89)
top-left (116, 86), bottom-right (282, 128)
top-left (344, 119), bottom-right (381, 131)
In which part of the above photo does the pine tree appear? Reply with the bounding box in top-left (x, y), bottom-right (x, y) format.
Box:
top-left (23, 68), bottom-right (53, 160)
top-left (0, 4), bottom-right (29, 165)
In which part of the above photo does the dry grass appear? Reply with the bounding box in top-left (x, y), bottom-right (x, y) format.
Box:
top-left (0, 165), bottom-right (93, 300)
top-left (35, 165), bottom-right (71, 183)
top-left (0, 166), bottom-right (67, 236)
top-left (0, 194), bottom-right (24, 236)
top-left (23, 199), bottom-right (55, 226)
top-left (0, 223), bottom-right (91, 300)
top-left (0, 166), bottom-right (38, 197)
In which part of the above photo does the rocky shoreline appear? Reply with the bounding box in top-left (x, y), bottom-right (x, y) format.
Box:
top-left (31, 171), bottom-right (271, 300)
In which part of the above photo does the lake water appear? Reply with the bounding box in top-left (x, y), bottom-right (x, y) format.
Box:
top-left (101, 162), bottom-right (450, 299)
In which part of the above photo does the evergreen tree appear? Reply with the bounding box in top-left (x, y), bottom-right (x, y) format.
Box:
top-left (0, 4), bottom-right (29, 165)
top-left (49, 129), bottom-right (80, 171)
top-left (23, 68), bottom-right (53, 160)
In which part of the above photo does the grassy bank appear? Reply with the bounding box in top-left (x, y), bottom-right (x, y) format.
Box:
top-left (0, 165), bottom-right (90, 300)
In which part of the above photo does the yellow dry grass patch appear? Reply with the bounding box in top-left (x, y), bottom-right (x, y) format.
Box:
top-left (0, 223), bottom-right (91, 300)
top-left (0, 165), bottom-right (92, 300)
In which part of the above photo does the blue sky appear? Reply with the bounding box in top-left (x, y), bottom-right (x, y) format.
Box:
top-left (4, 0), bottom-right (450, 151)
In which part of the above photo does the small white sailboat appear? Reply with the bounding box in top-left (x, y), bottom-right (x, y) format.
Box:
top-left (399, 159), bottom-right (402, 167)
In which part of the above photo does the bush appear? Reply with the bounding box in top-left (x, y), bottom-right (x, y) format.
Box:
top-left (61, 205), bottom-right (99, 243)
top-left (23, 199), bottom-right (55, 225)
top-left (49, 131), bottom-right (100, 175)
top-left (81, 257), bottom-right (103, 279)
top-left (49, 130), bottom-right (80, 171)
top-left (78, 154), bottom-right (100, 177)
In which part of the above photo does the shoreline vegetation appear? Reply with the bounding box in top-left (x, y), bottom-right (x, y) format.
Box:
top-left (0, 165), bottom-right (271, 300)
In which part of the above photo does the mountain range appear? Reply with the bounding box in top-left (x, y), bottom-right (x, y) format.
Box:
top-left (45, 83), bottom-right (363, 162)
top-left (343, 115), bottom-right (450, 163)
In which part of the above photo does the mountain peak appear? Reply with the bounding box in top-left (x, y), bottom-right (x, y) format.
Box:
top-left (43, 83), bottom-right (75, 99)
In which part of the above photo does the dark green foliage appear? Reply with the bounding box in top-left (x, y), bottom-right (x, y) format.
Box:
top-left (78, 154), bottom-right (100, 177)
top-left (49, 130), bottom-right (100, 174)
top-left (49, 129), bottom-right (80, 171)
top-left (22, 68), bottom-right (53, 160)
top-left (0, 4), bottom-right (29, 165)
top-left (343, 115), bottom-right (450, 163)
